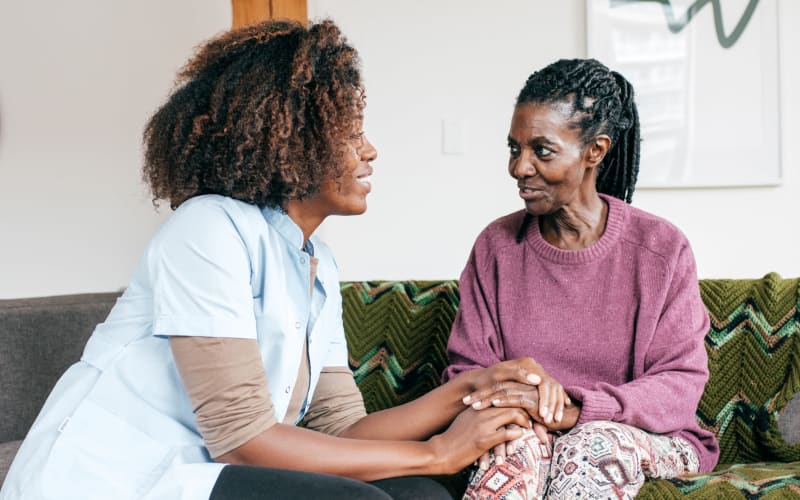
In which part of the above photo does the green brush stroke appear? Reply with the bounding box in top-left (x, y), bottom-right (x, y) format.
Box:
top-left (611, 0), bottom-right (761, 48)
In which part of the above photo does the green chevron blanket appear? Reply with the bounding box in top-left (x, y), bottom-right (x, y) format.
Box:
top-left (340, 274), bottom-right (800, 499)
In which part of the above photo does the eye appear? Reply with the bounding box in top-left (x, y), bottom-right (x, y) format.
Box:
top-left (348, 131), bottom-right (365, 148)
top-left (534, 145), bottom-right (554, 158)
top-left (508, 142), bottom-right (520, 159)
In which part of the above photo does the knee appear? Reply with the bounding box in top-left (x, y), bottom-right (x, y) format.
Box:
top-left (548, 422), bottom-right (646, 496)
top-left (557, 421), bottom-right (640, 451)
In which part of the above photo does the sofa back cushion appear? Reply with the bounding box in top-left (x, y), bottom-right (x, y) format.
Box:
top-left (0, 293), bottom-right (120, 443)
top-left (341, 274), bottom-right (800, 466)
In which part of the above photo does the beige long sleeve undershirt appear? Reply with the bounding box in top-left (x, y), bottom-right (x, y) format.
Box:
top-left (170, 253), bottom-right (366, 459)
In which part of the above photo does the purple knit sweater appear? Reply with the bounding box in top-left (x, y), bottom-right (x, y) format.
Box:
top-left (443, 194), bottom-right (719, 473)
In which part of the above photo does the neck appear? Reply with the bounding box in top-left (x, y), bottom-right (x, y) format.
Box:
top-left (284, 199), bottom-right (327, 244)
top-left (539, 193), bottom-right (608, 250)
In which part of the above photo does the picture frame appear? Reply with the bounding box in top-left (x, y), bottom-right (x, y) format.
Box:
top-left (586, 0), bottom-right (781, 188)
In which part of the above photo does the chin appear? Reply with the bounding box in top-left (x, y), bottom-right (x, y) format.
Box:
top-left (524, 196), bottom-right (559, 217)
top-left (338, 202), bottom-right (367, 216)
top-left (524, 201), bottom-right (546, 216)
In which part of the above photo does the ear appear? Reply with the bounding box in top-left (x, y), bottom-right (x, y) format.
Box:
top-left (585, 134), bottom-right (611, 168)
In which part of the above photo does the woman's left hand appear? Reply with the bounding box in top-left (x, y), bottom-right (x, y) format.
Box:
top-left (463, 358), bottom-right (572, 426)
top-left (475, 421), bottom-right (550, 471)
top-left (462, 357), bottom-right (546, 393)
top-left (482, 382), bottom-right (581, 431)
top-left (460, 357), bottom-right (547, 410)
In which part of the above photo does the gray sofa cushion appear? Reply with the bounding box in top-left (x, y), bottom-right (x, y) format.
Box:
top-left (779, 392), bottom-right (800, 445)
top-left (0, 292), bottom-right (120, 443)
top-left (0, 440), bottom-right (21, 486)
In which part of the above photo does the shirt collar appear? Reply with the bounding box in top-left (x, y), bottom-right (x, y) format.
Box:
top-left (260, 206), bottom-right (305, 251)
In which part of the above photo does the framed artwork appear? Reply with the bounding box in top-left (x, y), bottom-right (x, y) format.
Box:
top-left (586, 0), bottom-right (781, 188)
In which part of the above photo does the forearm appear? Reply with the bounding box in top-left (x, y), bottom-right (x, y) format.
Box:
top-left (339, 371), bottom-right (474, 441)
top-left (569, 314), bottom-right (710, 433)
top-left (567, 368), bottom-right (706, 433)
top-left (217, 422), bottom-right (444, 481)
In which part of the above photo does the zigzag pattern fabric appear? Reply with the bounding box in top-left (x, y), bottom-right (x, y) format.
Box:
top-left (342, 281), bottom-right (458, 413)
top-left (339, 274), bottom-right (800, 498)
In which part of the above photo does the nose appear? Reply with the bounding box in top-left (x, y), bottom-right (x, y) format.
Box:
top-left (361, 135), bottom-right (377, 162)
top-left (509, 150), bottom-right (535, 179)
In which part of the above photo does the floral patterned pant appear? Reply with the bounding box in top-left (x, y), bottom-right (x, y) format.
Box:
top-left (463, 421), bottom-right (700, 500)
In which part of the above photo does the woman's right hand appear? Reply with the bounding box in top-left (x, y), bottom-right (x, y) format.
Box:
top-left (427, 406), bottom-right (531, 475)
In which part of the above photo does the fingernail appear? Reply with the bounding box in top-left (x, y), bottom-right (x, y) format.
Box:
top-left (492, 399), bottom-right (500, 406)
top-left (526, 373), bottom-right (541, 384)
top-left (462, 395), bottom-right (471, 404)
top-left (472, 401), bottom-right (481, 409)
top-left (480, 462), bottom-right (488, 470)
top-left (496, 456), bottom-right (504, 465)
top-left (556, 410), bottom-right (563, 422)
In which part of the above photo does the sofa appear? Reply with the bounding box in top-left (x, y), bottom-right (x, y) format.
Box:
top-left (2, 274), bottom-right (799, 498)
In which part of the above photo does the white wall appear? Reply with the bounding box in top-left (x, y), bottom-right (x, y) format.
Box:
top-left (311, 0), bottom-right (800, 282)
top-left (0, 1), bottom-right (230, 298)
top-left (0, 1), bottom-right (796, 299)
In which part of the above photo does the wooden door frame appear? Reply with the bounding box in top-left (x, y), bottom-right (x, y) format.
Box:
top-left (231, 0), bottom-right (307, 28)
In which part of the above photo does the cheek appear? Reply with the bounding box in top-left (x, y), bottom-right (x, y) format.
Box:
top-left (560, 153), bottom-right (586, 183)
top-left (318, 179), bottom-right (338, 198)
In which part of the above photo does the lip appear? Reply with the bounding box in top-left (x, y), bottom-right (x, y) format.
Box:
top-left (356, 166), bottom-right (374, 178)
top-left (517, 183), bottom-right (543, 200)
top-left (355, 166), bottom-right (373, 193)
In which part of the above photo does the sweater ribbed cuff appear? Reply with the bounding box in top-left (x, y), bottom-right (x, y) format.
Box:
top-left (570, 388), bottom-right (621, 424)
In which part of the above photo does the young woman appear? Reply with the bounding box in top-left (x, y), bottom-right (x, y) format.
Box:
top-left (0, 19), bottom-right (544, 500)
top-left (446, 58), bottom-right (719, 499)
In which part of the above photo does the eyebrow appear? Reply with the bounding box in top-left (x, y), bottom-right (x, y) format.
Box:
top-left (507, 135), bottom-right (559, 146)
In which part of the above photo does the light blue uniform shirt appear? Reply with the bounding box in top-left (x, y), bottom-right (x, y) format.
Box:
top-left (0, 195), bottom-right (349, 500)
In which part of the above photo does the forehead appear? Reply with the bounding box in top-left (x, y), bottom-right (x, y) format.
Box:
top-left (509, 102), bottom-right (580, 142)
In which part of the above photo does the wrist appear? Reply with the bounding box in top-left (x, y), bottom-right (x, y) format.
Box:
top-left (424, 434), bottom-right (451, 476)
top-left (457, 368), bottom-right (480, 394)
top-left (442, 370), bottom-right (477, 408)
top-left (563, 404), bottom-right (581, 429)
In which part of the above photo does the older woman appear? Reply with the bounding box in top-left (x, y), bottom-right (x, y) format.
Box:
top-left (0, 19), bottom-right (541, 500)
top-left (445, 58), bottom-right (719, 499)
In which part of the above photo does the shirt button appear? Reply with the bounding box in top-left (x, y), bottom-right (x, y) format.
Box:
top-left (285, 386), bottom-right (291, 394)
top-left (300, 257), bottom-right (306, 264)
top-left (295, 321), bottom-right (301, 329)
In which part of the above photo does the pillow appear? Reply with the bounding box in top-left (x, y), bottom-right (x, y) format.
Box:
top-left (778, 392), bottom-right (800, 445)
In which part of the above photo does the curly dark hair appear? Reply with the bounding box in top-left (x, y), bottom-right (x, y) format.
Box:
top-left (517, 58), bottom-right (641, 204)
top-left (143, 18), bottom-right (364, 209)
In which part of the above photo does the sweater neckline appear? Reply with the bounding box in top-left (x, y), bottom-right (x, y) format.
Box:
top-left (526, 193), bottom-right (627, 265)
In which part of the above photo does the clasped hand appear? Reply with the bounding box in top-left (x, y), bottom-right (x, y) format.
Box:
top-left (463, 358), bottom-right (579, 469)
